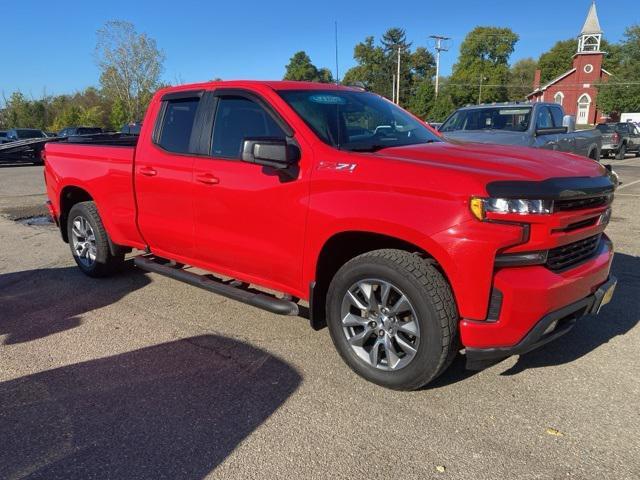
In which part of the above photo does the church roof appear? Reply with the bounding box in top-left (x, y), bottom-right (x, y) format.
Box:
top-left (581, 2), bottom-right (602, 35)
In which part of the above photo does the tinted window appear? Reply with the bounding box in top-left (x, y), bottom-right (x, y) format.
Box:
top-left (77, 127), bottom-right (102, 135)
top-left (550, 106), bottom-right (564, 128)
top-left (157, 98), bottom-right (200, 153)
top-left (596, 124), bottom-right (615, 133)
top-left (617, 123), bottom-right (629, 133)
top-left (16, 129), bottom-right (46, 139)
top-left (440, 107), bottom-right (531, 133)
top-left (536, 107), bottom-right (554, 129)
top-left (211, 97), bottom-right (286, 159)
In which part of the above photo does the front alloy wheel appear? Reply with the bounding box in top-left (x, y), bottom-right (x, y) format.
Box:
top-left (341, 279), bottom-right (420, 371)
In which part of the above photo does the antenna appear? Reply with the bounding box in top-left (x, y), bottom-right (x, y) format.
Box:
top-left (429, 35), bottom-right (451, 98)
top-left (334, 21), bottom-right (339, 84)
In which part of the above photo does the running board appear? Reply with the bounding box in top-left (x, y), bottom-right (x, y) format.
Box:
top-left (134, 255), bottom-right (299, 316)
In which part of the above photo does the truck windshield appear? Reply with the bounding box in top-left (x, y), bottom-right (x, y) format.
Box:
top-left (278, 90), bottom-right (441, 152)
top-left (440, 107), bottom-right (532, 133)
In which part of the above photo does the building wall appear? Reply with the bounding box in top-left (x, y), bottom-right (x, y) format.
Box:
top-left (529, 52), bottom-right (609, 125)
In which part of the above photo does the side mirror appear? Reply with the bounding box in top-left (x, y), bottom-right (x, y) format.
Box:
top-left (241, 138), bottom-right (300, 169)
top-left (563, 115), bottom-right (576, 133)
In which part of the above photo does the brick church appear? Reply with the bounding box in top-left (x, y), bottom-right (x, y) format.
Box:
top-left (527, 1), bottom-right (611, 125)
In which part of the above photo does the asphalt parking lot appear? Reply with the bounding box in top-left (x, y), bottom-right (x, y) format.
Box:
top-left (1, 158), bottom-right (639, 479)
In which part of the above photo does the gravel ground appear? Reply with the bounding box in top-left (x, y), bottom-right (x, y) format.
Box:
top-left (0, 159), bottom-right (638, 479)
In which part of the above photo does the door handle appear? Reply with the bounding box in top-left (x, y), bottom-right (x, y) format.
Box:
top-left (195, 173), bottom-right (220, 185)
top-left (140, 166), bottom-right (157, 177)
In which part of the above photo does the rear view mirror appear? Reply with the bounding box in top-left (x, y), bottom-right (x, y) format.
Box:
top-left (563, 115), bottom-right (576, 133)
top-left (241, 138), bottom-right (300, 169)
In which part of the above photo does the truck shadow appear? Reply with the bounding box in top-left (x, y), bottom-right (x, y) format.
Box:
top-left (0, 261), bottom-right (150, 345)
top-left (0, 334), bottom-right (301, 479)
top-left (431, 252), bottom-right (640, 386)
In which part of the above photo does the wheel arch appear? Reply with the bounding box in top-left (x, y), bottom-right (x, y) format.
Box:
top-left (59, 185), bottom-right (93, 243)
top-left (308, 230), bottom-right (456, 330)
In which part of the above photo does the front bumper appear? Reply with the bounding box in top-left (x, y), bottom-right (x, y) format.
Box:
top-left (460, 234), bottom-right (614, 369)
top-left (465, 276), bottom-right (617, 370)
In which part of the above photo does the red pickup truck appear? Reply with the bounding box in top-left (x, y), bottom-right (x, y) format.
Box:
top-left (44, 80), bottom-right (617, 390)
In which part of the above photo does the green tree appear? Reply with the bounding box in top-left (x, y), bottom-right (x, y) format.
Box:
top-left (597, 25), bottom-right (640, 114)
top-left (283, 51), bottom-right (333, 83)
top-left (406, 80), bottom-right (435, 119)
top-left (538, 38), bottom-right (622, 84)
top-left (448, 26), bottom-right (519, 106)
top-left (95, 20), bottom-right (165, 123)
top-left (429, 84), bottom-right (456, 122)
top-left (508, 57), bottom-right (538, 100)
top-left (342, 28), bottom-right (435, 109)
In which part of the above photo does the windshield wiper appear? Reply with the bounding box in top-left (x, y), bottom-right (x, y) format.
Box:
top-left (348, 144), bottom-right (391, 152)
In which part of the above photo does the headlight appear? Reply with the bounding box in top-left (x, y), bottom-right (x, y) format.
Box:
top-left (470, 197), bottom-right (552, 220)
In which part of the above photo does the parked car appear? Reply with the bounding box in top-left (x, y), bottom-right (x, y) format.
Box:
top-left (5, 128), bottom-right (47, 141)
top-left (43, 80), bottom-right (616, 390)
top-left (58, 127), bottom-right (103, 137)
top-left (0, 131), bottom-right (9, 144)
top-left (120, 122), bottom-right (142, 135)
top-left (597, 122), bottom-right (640, 159)
top-left (439, 102), bottom-right (602, 160)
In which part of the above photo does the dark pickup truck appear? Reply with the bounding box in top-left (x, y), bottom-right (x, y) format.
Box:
top-left (596, 122), bottom-right (640, 159)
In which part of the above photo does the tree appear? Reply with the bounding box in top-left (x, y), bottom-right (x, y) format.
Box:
top-left (283, 51), bottom-right (333, 83)
top-left (537, 38), bottom-right (622, 84)
top-left (508, 57), bottom-right (538, 100)
top-left (95, 20), bottom-right (165, 123)
top-left (342, 28), bottom-right (435, 110)
top-left (428, 83), bottom-right (456, 121)
top-left (597, 25), bottom-right (640, 114)
top-left (448, 26), bottom-right (519, 106)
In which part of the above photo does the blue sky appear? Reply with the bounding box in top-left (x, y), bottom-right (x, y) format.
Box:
top-left (1, 0), bottom-right (638, 100)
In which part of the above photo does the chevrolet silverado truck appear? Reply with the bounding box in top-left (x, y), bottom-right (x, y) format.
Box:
top-left (439, 102), bottom-right (602, 160)
top-left (43, 81), bottom-right (617, 390)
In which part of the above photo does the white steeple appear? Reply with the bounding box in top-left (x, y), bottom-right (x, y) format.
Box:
top-left (578, 1), bottom-right (602, 53)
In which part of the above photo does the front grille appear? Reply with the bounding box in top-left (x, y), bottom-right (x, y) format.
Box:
top-left (546, 234), bottom-right (602, 271)
top-left (555, 195), bottom-right (610, 211)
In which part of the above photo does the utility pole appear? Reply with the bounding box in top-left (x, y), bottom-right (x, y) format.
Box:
top-left (396, 46), bottom-right (402, 104)
top-left (334, 21), bottom-right (339, 84)
top-left (430, 35), bottom-right (450, 98)
top-left (478, 75), bottom-right (488, 104)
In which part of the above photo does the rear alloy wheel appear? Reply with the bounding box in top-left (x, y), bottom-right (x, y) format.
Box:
top-left (67, 201), bottom-right (124, 277)
top-left (327, 249), bottom-right (458, 390)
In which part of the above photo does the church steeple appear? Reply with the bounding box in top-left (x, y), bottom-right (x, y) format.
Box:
top-left (578, 1), bottom-right (602, 53)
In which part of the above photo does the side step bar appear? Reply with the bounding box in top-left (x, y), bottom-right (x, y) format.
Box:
top-left (134, 255), bottom-right (299, 316)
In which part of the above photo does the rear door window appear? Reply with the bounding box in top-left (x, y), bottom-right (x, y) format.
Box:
top-left (157, 97), bottom-right (201, 153)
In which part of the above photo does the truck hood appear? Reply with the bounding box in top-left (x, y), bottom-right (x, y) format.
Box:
top-left (440, 130), bottom-right (529, 146)
top-left (373, 141), bottom-right (605, 182)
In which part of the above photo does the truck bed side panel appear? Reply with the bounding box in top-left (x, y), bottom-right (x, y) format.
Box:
top-left (45, 143), bottom-right (145, 249)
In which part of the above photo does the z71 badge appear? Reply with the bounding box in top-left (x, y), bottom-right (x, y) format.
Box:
top-left (317, 161), bottom-right (358, 172)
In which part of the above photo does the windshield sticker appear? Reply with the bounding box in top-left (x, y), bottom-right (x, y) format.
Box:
top-left (498, 109), bottom-right (530, 115)
top-left (309, 95), bottom-right (347, 105)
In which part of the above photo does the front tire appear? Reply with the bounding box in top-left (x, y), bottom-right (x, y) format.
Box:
top-left (615, 143), bottom-right (627, 160)
top-left (326, 249), bottom-right (458, 391)
top-left (67, 201), bottom-right (124, 277)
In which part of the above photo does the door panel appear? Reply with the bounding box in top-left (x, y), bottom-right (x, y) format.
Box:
top-left (135, 95), bottom-right (201, 259)
top-left (192, 94), bottom-right (310, 293)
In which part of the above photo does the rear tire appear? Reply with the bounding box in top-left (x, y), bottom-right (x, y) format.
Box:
top-left (615, 143), bottom-right (627, 160)
top-left (326, 249), bottom-right (458, 391)
top-left (67, 201), bottom-right (124, 278)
